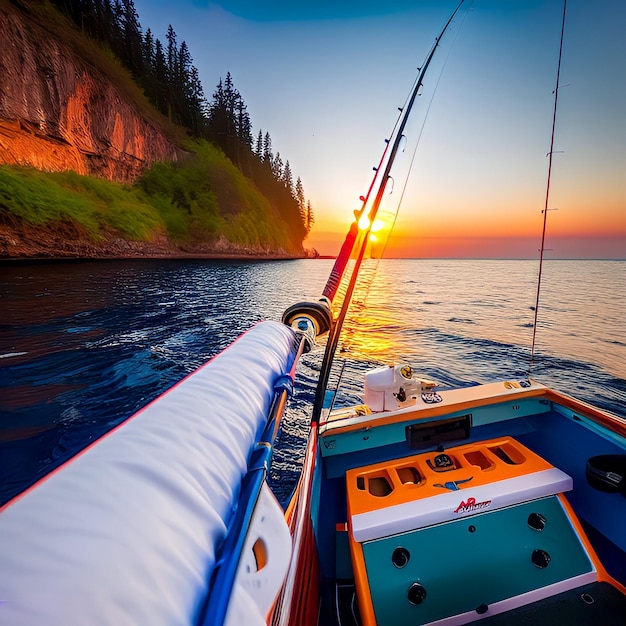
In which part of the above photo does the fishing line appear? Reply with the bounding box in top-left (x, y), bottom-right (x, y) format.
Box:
top-left (327, 359), bottom-right (346, 415)
top-left (310, 0), bottom-right (467, 425)
top-left (329, 1), bottom-right (474, 385)
top-left (529, 0), bottom-right (568, 376)
top-left (361, 0), bottom-right (473, 273)
top-left (322, 94), bottom-right (408, 305)
top-left (378, 0), bottom-right (474, 263)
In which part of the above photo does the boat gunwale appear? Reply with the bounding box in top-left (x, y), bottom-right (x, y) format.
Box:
top-left (318, 382), bottom-right (626, 442)
top-left (541, 387), bottom-right (626, 438)
top-left (319, 383), bottom-right (549, 435)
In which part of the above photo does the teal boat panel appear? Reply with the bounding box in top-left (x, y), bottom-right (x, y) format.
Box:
top-left (321, 398), bottom-right (551, 458)
top-left (552, 402), bottom-right (626, 448)
top-left (470, 397), bottom-right (551, 427)
top-left (335, 529), bottom-right (354, 580)
top-left (361, 496), bottom-right (593, 625)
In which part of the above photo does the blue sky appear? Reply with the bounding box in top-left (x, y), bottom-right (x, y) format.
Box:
top-left (133, 0), bottom-right (626, 258)
top-left (175, 0), bottom-right (438, 20)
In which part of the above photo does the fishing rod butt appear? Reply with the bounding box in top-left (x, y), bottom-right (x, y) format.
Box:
top-left (282, 297), bottom-right (332, 351)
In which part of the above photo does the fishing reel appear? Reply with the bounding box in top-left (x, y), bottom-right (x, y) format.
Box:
top-left (282, 297), bottom-right (332, 352)
top-left (364, 364), bottom-right (437, 412)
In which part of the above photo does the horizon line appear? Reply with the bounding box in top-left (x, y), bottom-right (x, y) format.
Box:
top-left (313, 256), bottom-right (626, 261)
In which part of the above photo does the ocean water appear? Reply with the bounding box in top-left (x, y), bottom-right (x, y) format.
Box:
top-left (1, 258), bottom-right (624, 506)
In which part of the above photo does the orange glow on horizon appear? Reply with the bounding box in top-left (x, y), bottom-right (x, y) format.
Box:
top-left (306, 223), bottom-right (626, 259)
top-left (305, 195), bottom-right (625, 259)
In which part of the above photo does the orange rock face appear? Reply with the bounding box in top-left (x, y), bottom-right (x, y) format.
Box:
top-left (0, 4), bottom-right (182, 183)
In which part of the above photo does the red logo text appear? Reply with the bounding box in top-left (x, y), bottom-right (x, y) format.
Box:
top-left (454, 497), bottom-right (492, 514)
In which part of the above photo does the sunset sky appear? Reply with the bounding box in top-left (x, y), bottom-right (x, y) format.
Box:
top-left (134, 0), bottom-right (625, 259)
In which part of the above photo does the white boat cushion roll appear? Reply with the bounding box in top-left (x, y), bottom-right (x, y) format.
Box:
top-left (0, 320), bottom-right (295, 626)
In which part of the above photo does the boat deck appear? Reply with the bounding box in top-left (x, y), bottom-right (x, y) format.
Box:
top-left (332, 581), bottom-right (626, 626)
top-left (314, 383), bottom-right (626, 625)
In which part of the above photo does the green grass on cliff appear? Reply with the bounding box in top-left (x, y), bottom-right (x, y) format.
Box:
top-left (138, 140), bottom-right (293, 250)
top-left (0, 141), bottom-right (297, 252)
top-left (0, 166), bottom-right (161, 241)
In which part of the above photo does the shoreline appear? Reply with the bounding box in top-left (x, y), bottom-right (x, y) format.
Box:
top-left (0, 253), bottom-right (311, 264)
top-left (0, 223), bottom-right (329, 262)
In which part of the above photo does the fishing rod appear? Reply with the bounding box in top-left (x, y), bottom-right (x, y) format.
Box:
top-left (530, 0), bottom-right (568, 373)
top-left (281, 107), bottom-right (407, 337)
top-left (321, 105), bottom-right (405, 304)
top-left (303, 0), bottom-right (467, 424)
top-left (322, 1), bottom-right (466, 307)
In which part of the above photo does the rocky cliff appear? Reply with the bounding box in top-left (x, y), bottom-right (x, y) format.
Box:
top-left (0, 1), bottom-right (182, 183)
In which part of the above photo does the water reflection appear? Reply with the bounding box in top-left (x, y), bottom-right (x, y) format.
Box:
top-left (340, 301), bottom-right (403, 364)
top-left (0, 259), bottom-right (332, 503)
top-left (1, 258), bottom-right (624, 506)
top-left (335, 259), bottom-right (625, 380)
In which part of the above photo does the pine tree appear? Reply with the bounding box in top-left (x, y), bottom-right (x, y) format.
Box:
top-left (164, 25), bottom-right (178, 121)
top-left (186, 65), bottom-right (208, 133)
top-left (223, 72), bottom-right (236, 115)
top-left (110, 1), bottom-right (124, 54)
top-left (176, 40), bottom-right (192, 123)
top-left (121, 0), bottom-right (143, 78)
top-left (89, 0), bottom-right (108, 43)
top-left (262, 132), bottom-right (273, 165)
top-left (295, 176), bottom-right (305, 213)
top-left (255, 130), bottom-right (263, 158)
top-left (272, 152), bottom-right (284, 180)
top-left (306, 201), bottom-right (315, 233)
top-left (166, 25), bottom-right (178, 77)
top-left (142, 27), bottom-right (155, 68)
top-left (282, 160), bottom-right (294, 196)
top-left (101, 0), bottom-right (118, 47)
top-left (236, 98), bottom-right (252, 148)
top-left (153, 38), bottom-right (168, 114)
top-left (209, 78), bottom-right (234, 155)
top-left (140, 28), bottom-right (157, 105)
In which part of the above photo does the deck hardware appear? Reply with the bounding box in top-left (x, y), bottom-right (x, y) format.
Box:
top-left (476, 604), bottom-right (489, 614)
top-left (407, 582), bottom-right (427, 605)
top-left (394, 387), bottom-right (407, 402)
top-left (433, 477), bottom-right (473, 491)
top-left (421, 392), bottom-right (442, 404)
top-left (468, 525), bottom-right (476, 533)
top-left (391, 547), bottom-right (410, 568)
top-left (581, 593), bottom-right (595, 605)
top-left (430, 453), bottom-right (455, 470)
top-left (531, 549), bottom-right (551, 568)
top-left (528, 512), bottom-right (547, 531)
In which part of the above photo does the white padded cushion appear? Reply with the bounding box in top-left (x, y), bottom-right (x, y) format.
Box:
top-left (0, 320), bottom-right (295, 626)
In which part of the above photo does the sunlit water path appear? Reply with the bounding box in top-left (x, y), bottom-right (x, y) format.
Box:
top-left (1, 258), bottom-right (624, 505)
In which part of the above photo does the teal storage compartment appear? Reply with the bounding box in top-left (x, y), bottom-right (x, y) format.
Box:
top-left (362, 496), bottom-right (593, 625)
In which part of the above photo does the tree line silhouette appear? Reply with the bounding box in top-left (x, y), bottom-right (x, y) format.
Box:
top-left (48, 0), bottom-right (314, 241)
